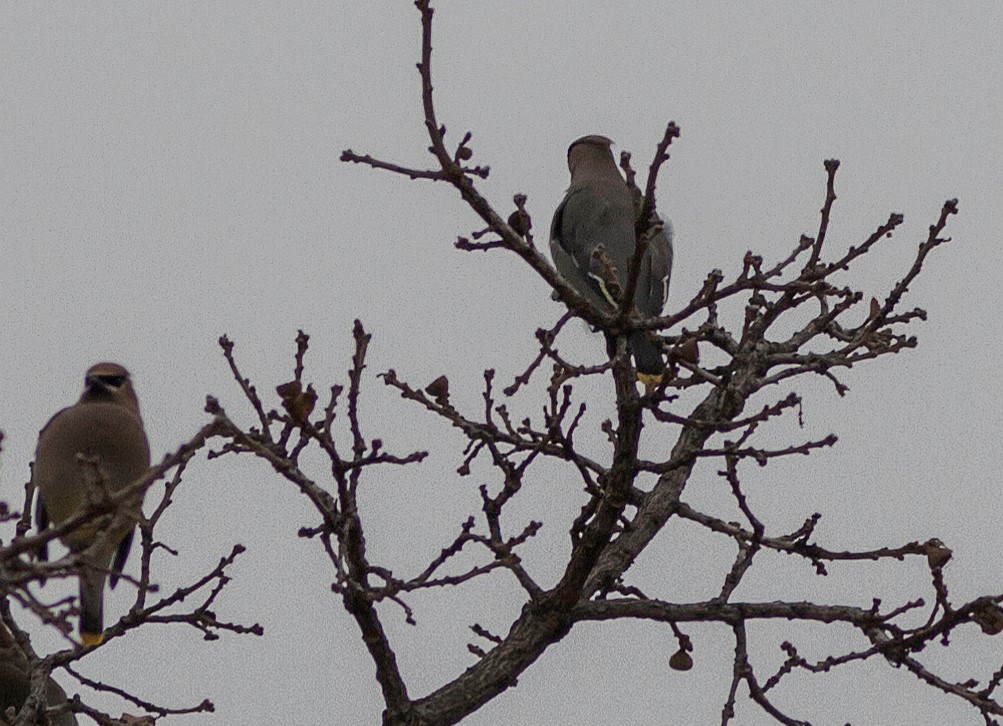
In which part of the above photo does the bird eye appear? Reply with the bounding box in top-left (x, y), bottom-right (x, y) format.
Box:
top-left (98, 375), bottom-right (126, 387)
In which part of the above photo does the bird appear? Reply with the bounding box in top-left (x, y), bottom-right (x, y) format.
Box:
top-left (0, 662), bottom-right (79, 726)
top-left (0, 624), bottom-right (79, 725)
top-left (550, 134), bottom-right (673, 387)
top-left (34, 362), bottom-right (151, 647)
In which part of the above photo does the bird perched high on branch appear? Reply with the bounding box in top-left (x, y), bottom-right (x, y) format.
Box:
top-left (34, 362), bottom-right (151, 646)
top-left (549, 134), bottom-right (673, 386)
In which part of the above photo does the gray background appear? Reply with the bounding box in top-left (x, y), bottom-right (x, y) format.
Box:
top-left (1, 2), bottom-right (1001, 724)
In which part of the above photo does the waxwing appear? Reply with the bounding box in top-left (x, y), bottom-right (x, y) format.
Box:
top-left (550, 135), bottom-right (673, 383)
top-left (34, 363), bottom-right (150, 646)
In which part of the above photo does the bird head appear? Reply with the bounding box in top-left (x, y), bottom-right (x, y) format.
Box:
top-left (81, 362), bottom-right (141, 412)
top-left (567, 134), bottom-right (617, 178)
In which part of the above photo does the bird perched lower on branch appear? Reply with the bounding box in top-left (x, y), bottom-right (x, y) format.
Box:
top-left (34, 362), bottom-right (151, 646)
top-left (0, 622), bottom-right (78, 725)
top-left (549, 134), bottom-right (673, 387)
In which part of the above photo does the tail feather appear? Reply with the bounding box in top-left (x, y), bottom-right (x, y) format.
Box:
top-left (629, 331), bottom-right (664, 376)
top-left (79, 570), bottom-right (105, 646)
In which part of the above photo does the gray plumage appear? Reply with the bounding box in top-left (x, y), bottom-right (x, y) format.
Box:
top-left (550, 135), bottom-right (673, 376)
top-left (34, 363), bottom-right (150, 646)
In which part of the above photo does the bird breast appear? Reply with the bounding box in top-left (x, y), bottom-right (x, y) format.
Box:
top-left (34, 403), bottom-right (150, 547)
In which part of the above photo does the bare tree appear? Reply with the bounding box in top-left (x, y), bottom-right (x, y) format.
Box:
top-left (3, 2), bottom-right (1002, 724)
top-left (0, 420), bottom-right (259, 724)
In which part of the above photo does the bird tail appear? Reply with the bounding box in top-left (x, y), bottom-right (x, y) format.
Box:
top-left (629, 330), bottom-right (664, 376)
top-left (79, 570), bottom-right (105, 646)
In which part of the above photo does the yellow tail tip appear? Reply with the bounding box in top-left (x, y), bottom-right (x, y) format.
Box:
top-left (636, 371), bottom-right (664, 393)
top-left (81, 631), bottom-right (104, 647)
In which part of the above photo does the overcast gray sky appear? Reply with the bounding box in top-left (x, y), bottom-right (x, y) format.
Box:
top-left (2, 2), bottom-right (1001, 724)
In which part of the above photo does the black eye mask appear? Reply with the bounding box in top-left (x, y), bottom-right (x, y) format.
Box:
top-left (90, 375), bottom-right (126, 388)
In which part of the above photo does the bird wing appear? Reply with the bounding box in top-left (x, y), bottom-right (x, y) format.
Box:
top-left (109, 529), bottom-right (134, 589)
top-left (638, 218), bottom-right (673, 317)
top-left (550, 183), bottom-right (636, 308)
top-left (32, 407), bottom-right (70, 562)
top-left (34, 496), bottom-right (50, 562)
